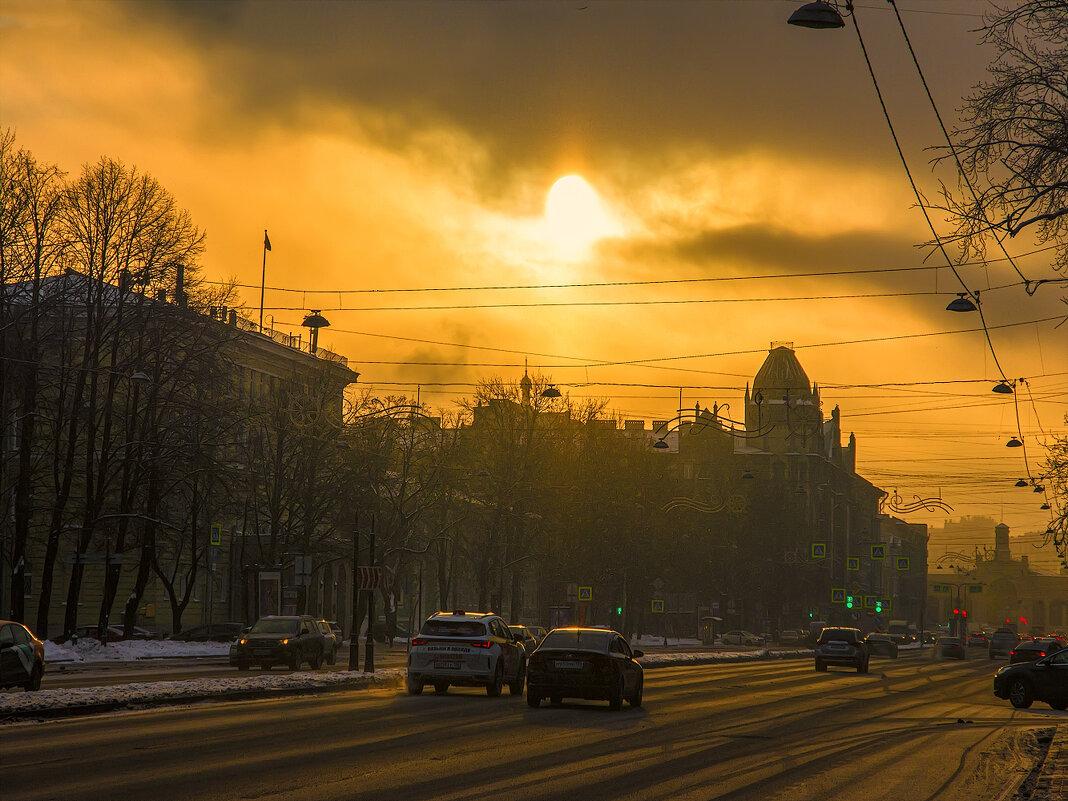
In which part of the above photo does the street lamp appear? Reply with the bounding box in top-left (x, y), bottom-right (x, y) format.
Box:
top-left (301, 310), bottom-right (330, 355)
top-left (787, 0), bottom-right (846, 29)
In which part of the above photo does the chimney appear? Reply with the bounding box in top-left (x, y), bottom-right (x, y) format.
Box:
top-left (228, 309), bottom-right (238, 326)
top-left (176, 262), bottom-right (187, 307)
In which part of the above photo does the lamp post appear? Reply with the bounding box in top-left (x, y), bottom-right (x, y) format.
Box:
top-left (364, 515), bottom-right (376, 673)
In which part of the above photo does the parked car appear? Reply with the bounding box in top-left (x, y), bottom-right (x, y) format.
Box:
top-left (508, 624), bottom-right (540, 655)
top-left (371, 621), bottom-right (411, 643)
top-left (0, 620), bottom-right (46, 691)
top-left (865, 633), bottom-right (899, 659)
top-left (527, 625), bottom-right (549, 643)
top-left (526, 627), bottom-right (644, 710)
top-left (326, 621), bottom-right (343, 642)
top-left (721, 630), bottom-right (762, 646)
top-left (778, 630), bottom-right (803, 645)
top-left (167, 622), bottom-right (245, 642)
top-left (228, 615), bottom-right (331, 670)
top-left (814, 627), bottom-right (869, 673)
top-left (936, 635), bottom-right (966, 660)
top-left (988, 628), bottom-right (1019, 660)
top-left (73, 624), bottom-right (158, 642)
top-left (406, 610), bottom-right (525, 697)
top-left (993, 646), bottom-right (1068, 709)
top-left (1010, 638), bottom-right (1063, 665)
top-left (317, 619), bottom-right (339, 665)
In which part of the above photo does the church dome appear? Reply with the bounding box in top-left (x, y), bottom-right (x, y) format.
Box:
top-left (753, 345), bottom-right (812, 398)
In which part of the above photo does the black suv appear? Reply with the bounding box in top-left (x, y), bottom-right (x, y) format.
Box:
top-left (229, 615), bottom-right (331, 670)
top-left (988, 629), bottom-right (1019, 660)
top-left (814, 627), bottom-right (870, 673)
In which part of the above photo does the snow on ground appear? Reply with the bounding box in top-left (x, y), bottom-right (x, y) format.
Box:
top-left (45, 638), bottom-right (231, 663)
top-left (1, 669), bottom-right (406, 716)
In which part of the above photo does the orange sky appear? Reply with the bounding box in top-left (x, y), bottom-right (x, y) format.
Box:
top-left (2, 0), bottom-right (1065, 559)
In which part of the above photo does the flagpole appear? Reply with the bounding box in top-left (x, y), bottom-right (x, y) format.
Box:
top-left (259, 229), bottom-right (269, 332)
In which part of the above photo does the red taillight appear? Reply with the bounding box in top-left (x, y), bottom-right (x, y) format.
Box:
top-left (412, 637), bottom-right (427, 646)
top-left (470, 639), bottom-right (492, 648)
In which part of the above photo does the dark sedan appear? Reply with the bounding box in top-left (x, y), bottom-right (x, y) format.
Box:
top-left (526, 627), bottom-right (644, 710)
top-left (865, 633), bottom-right (899, 659)
top-left (508, 624), bottom-right (540, 656)
top-left (0, 620), bottom-right (45, 691)
top-left (993, 646), bottom-right (1068, 709)
top-left (1009, 638), bottom-right (1064, 665)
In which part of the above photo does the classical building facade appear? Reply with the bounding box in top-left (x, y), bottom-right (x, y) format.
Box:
top-left (927, 523), bottom-right (1068, 634)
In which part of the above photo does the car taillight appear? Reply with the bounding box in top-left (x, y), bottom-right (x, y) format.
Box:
top-left (411, 637), bottom-right (427, 646)
top-left (470, 640), bottom-right (492, 648)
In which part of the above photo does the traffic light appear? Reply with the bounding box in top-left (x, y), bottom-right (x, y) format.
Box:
top-left (846, 595), bottom-right (854, 609)
top-left (875, 600), bottom-right (882, 613)
top-left (953, 608), bottom-right (960, 616)
top-left (616, 606), bottom-right (623, 616)
top-left (962, 609), bottom-right (967, 618)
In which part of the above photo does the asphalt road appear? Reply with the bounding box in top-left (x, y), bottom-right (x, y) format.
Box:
top-left (2, 651), bottom-right (1062, 801)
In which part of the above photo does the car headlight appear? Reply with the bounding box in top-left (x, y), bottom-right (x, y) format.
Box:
top-left (280, 638), bottom-right (290, 645)
top-left (238, 638), bottom-right (248, 645)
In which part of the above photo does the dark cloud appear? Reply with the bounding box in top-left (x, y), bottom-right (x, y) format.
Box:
top-left (118, 1), bottom-right (991, 191)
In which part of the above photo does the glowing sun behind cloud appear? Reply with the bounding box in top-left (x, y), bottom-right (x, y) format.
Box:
top-left (545, 174), bottom-right (621, 258)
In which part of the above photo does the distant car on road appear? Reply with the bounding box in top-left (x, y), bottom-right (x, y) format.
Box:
top-left (0, 620), bottom-right (45, 691)
top-left (526, 627), bottom-right (644, 710)
top-left (936, 635), bottom-right (966, 660)
top-left (967, 631), bottom-right (988, 647)
top-left (526, 625), bottom-right (549, 643)
top-left (166, 622), bottom-right (244, 642)
top-left (814, 627), bottom-right (869, 673)
top-left (228, 615), bottom-right (331, 671)
top-left (1009, 638), bottom-right (1063, 665)
top-left (988, 629), bottom-right (1019, 660)
top-left (721, 630), bottom-right (762, 646)
top-left (508, 624), bottom-right (540, 656)
top-left (993, 646), bottom-right (1068, 709)
top-left (865, 633), bottom-right (899, 659)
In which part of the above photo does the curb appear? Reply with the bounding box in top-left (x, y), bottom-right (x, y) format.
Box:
top-left (1032, 723), bottom-right (1068, 800)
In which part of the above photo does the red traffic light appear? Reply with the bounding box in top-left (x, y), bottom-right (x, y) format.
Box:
top-left (953, 608), bottom-right (960, 615)
top-left (962, 610), bottom-right (967, 617)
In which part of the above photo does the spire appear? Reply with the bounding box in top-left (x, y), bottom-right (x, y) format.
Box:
top-left (520, 358), bottom-right (532, 406)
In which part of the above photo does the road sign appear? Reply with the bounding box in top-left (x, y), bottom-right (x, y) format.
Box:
top-left (864, 595), bottom-right (878, 608)
top-left (356, 566), bottom-right (382, 589)
top-left (870, 544), bottom-right (886, 560)
top-left (831, 588), bottom-right (846, 603)
top-left (651, 599), bottom-right (665, 613)
top-left (896, 557), bottom-right (910, 571)
top-left (210, 523), bottom-right (222, 546)
top-left (811, 542), bottom-right (827, 559)
top-left (846, 557), bottom-right (860, 571)
top-left (578, 586), bottom-right (593, 602)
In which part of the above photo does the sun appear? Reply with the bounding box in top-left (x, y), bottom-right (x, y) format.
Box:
top-left (544, 174), bottom-right (620, 258)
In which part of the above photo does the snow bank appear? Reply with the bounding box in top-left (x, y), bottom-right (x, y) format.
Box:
top-left (44, 638), bottom-right (231, 663)
top-left (1, 668), bottom-right (406, 716)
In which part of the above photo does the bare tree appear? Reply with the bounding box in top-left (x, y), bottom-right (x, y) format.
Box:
top-left (937, 1), bottom-right (1068, 273)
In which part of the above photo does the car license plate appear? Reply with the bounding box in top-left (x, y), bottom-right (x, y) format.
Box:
top-left (554, 660), bottom-right (584, 670)
top-left (253, 649), bottom-right (271, 655)
top-left (435, 661), bottom-right (461, 670)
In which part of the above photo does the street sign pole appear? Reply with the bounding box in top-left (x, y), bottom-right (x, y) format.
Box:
top-left (364, 515), bottom-right (376, 673)
top-left (349, 511), bottom-right (360, 671)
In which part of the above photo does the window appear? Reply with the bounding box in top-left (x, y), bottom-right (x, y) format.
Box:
top-left (0, 625), bottom-right (13, 646)
top-left (421, 620), bottom-right (487, 637)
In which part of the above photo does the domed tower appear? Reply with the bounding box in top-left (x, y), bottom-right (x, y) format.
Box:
top-left (745, 343), bottom-right (823, 454)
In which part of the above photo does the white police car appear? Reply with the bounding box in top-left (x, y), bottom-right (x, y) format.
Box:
top-left (406, 611), bottom-right (526, 697)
